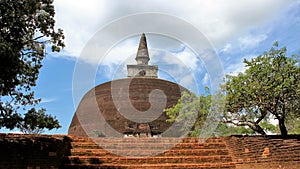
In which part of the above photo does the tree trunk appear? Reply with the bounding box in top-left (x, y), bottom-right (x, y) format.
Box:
top-left (256, 126), bottom-right (267, 136)
top-left (250, 124), bottom-right (267, 136)
top-left (278, 117), bottom-right (288, 137)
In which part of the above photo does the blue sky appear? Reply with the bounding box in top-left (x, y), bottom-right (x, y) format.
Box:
top-left (1, 0), bottom-right (300, 134)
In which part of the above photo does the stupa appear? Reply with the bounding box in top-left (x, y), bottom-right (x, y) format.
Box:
top-left (68, 33), bottom-right (188, 137)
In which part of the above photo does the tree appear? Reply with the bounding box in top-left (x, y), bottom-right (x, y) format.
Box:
top-left (166, 43), bottom-right (299, 137)
top-left (214, 123), bottom-right (255, 136)
top-left (165, 91), bottom-right (210, 137)
top-left (18, 108), bottom-right (61, 134)
top-left (221, 72), bottom-right (270, 135)
top-left (0, 0), bottom-right (64, 133)
top-left (223, 42), bottom-right (300, 136)
top-left (285, 114), bottom-right (300, 134)
top-left (165, 90), bottom-right (259, 137)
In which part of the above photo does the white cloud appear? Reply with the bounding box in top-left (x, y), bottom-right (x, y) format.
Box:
top-left (40, 97), bottom-right (57, 104)
top-left (173, 47), bottom-right (199, 70)
top-left (225, 62), bottom-right (246, 76)
top-left (87, 35), bottom-right (202, 80)
top-left (53, 0), bottom-right (295, 96)
top-left (238, 34), bottom-right (268, 49)
top-left (53, 0), bottom-right (292, 59)
top-left (76, 32), bottom-right (203, 72)
top-left (224, 55), bottom-right (257, 76)
top-left (202, 73), bottom-right (210, 86)
top-left (179, 75), bottom-right (198, 93)
top-left (101, 39), bottom-right (137, 66)
top-left (53, 0), bottom-right (108, 56)
top-left (95, 43), bottom-right (200, 91)
top-left (220, 43), bottom-right (232, 53)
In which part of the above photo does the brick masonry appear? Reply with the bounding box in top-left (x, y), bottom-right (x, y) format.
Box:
top-left (1, 134), bottom-right (300, 169)
top-left (0, 133), bottom-right (71, 169)
top-left (223, 135), bottom-right (300, 169)
top-left (68, 78), bottom-right (188, 137)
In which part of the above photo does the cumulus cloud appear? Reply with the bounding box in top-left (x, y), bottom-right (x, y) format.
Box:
top-left (224, 54), bottom-right (257, 76)
top-left (53, 0), bottom-right (292, 59)
top-left (238, 34), bottom-right (268, 49)
top-left (56, 0), bottom-right (295, 97)
top-left (100, 38), bottom-right (138, 66)
top-left (78, 34), bottom-right (201, 80)
top-left (202, 73), bottom-right (210, 86)
top-left (173, 47), bottom-right (199, 70)
top-left (225, 62), bottom-right (246, 76)
top-left (88, 37), bottom-right (201, 91)
top-left (53, 0), bottom-right (109, 56)
top-left (179, 75), bottom-right (198, 93)
top-left (220, 43), bottom-right (232, 53)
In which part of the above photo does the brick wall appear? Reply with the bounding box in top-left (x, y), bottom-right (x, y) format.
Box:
top-left (0, 133), bottom-right (71, 169)
top-left (223, 135), bottom-right (300, 169)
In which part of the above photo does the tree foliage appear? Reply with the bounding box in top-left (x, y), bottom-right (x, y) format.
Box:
top-left (18, 108), bottom-right (61, 134)
top-left (166, 42), bottom-right (299, 137)
top-left (223, 42), bottom-right (300, 136)
top-left (165, 91), bottom-right (203, 137)
top-left (285, 116), bottom-right (300, 134)
top-left (0, 0), bottom-right (64, 133)
top-left (165, 90), bottom-right (267, 137)
top-left (214, 123), bottom-right (255, 136)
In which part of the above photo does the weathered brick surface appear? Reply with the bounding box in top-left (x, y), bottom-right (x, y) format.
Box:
top-left (62, 136), bottom-right (235, 169)
top-left (68, 78), bottom-right (188, 137)
top-left (222, 135), bottom-right (300, 169)
top-left (0, 133), bottom-right (71, 169)
top-left (1, 134), bottom-right (299, 168)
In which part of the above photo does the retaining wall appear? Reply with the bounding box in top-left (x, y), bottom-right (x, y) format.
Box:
top-left (223, 135), bottom-right (300, 169)
top-left (0, 133), bottom-right (71, 169)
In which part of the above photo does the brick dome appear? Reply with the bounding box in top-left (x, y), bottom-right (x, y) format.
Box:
top-left (68, 78), bottom-right (187, 137)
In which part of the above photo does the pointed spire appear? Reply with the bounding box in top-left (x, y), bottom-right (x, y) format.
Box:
top-left (136, 33), bottom-right (150, 65)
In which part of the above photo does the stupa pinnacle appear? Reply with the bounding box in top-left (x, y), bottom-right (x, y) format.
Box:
top-left (135, 33), bottom-right (150, 65)
top-left (127, 33), bottom-right (158, 78)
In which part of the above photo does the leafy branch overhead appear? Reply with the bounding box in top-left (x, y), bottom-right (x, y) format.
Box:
top-left (0, 0), bottom-right (64, 133)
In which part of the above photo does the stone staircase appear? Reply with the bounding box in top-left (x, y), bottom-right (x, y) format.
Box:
top-left (62, 136), bottom-right (236, 169)
top-left (1, 134), bottom-right (299, 168)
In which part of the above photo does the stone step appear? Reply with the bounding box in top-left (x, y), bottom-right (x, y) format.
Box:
top-left (71, 142), bottom-right (227, 150)
top-left (63, 162), bottom-right (236, 169)
top-left (237, 154), bottom-right (300, 163)
top-left (67, 155), bottom-right (233, 165)
top-left (71, 148), bottom-right (230, 157)
top-left (70, 137), bottom-right (224, 144)
top-left (63, 136), bottom-right (236, 168)
top-left (236, 161), bottom-right (300, 169)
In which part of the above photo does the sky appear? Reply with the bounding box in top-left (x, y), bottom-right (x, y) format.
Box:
top-left (2, 0), bottom-right (300, 134)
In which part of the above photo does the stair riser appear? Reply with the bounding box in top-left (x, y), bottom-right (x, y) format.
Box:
top-left (71, 149), bottom-right (229, 157)
top-left (69, 156), bottom-right (233, 164)
top-left (64, 163), bottom-right (236, 169)
top-left (71, 138), bottom-right (224, 144)
top-left (71, 143), bottom-right (227, 150)
top-left (65, 137), bottom-right (235, 168)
